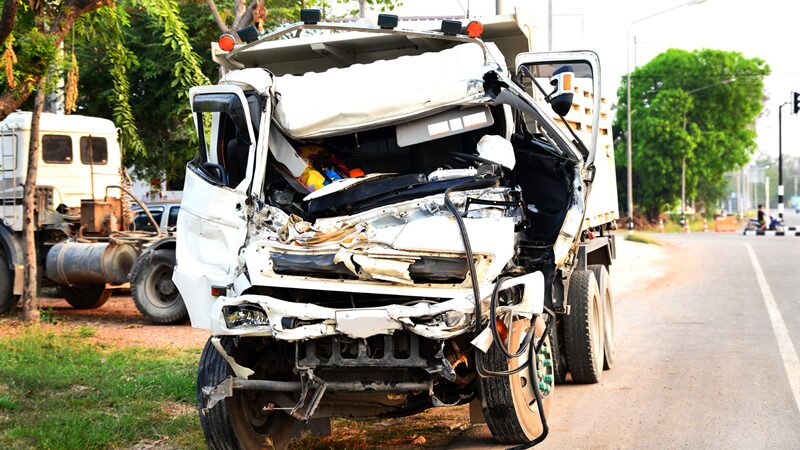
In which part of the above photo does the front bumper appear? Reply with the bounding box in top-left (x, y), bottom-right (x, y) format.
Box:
top-left (209, 271), bottom-right (545, 341)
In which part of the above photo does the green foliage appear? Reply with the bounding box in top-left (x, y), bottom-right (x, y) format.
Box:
top-left (75, 0), bottom-right (216, 180)
top-left (614, 48), bottom-right (770, 217)
top-left (1, 27), bottom-right (58, 91)
top-left (74, 5), bottom-right (147, 156)
top-left (0, 326), bottom-right (201, 449)
top-left (624, 232), bottom-right (663, 246)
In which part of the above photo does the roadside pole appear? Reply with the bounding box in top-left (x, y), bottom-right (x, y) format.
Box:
top-left (778, 102), bottom-right (788, 220)
top-left (766, 176), bottom-right (770, 219)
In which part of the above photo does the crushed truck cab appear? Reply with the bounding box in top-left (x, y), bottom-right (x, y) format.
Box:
top-left (177, 11), bottom-right (618, 449)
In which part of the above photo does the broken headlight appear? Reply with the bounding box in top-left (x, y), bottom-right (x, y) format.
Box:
top-left (223, 304), bottom-right (270, 328)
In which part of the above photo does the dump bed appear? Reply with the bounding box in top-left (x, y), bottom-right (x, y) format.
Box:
top-left (549, 81), bottom-right (619, 229)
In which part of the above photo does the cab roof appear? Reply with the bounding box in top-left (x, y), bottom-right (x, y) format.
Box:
top-left (212, 9), bottom-right (535, 76)
top-left (0, 112), bottom-right (118, 136)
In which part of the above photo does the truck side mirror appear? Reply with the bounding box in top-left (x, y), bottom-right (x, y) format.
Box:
top-left (549, 65), bottom-right (574, 117)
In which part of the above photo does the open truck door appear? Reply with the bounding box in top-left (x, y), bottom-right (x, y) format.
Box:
top-left (514, 51), bottom-right (602, 169)
top-left (173, 83), bottom-right (269, 328)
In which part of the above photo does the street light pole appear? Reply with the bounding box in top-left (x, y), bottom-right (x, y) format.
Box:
top-left (625, 0), bottom-right (706, 231)
top-left (778, 101), bottom-right (789, 220)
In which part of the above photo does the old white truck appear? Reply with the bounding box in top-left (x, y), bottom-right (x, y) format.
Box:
top-left (177, 9), bottom-right (618, 448)
top-left (0, 112), bottom-right (187, 323)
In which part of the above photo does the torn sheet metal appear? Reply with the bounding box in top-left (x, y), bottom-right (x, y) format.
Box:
top-left (211, 337), bottom-right (255, 379)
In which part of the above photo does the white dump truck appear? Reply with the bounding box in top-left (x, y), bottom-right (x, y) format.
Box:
top-left (0, 112), bottom-right (187, 323)
top-left (177, 9), bottom-right (618, 448)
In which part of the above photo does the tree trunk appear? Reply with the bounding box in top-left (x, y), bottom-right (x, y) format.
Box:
top-left (22, 80), bottom-right (45, 323)
top-left (0, 0), bottom-right (19, 49)
top-left (358, 0), bottom-right (367, 18)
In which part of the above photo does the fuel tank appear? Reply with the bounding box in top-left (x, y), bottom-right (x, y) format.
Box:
top-left (45, 242), bottom-right (138, 285)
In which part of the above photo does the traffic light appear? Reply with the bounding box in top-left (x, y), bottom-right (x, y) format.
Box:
top-left (793, 91), bottom-right (800, 114)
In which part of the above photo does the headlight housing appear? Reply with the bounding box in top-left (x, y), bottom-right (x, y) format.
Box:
top-left (223, 304), bottom-right (270, 328)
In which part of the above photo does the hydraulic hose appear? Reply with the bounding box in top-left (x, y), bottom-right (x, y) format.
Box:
top-left (442, 178), bottom-right (550, 447)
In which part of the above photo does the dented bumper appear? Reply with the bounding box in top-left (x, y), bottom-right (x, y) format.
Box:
top-left (209, 271), bottom-right (545, 341)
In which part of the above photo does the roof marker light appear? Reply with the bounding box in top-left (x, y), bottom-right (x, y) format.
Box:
top-left (466, 21), bottom-right (484, 38)
top-left (301, 9), bottom-right (321, 24)
top-left (218, 33), bottom-right (236, 52)
top-left (236, 25), bottom-right (259, 44)
top-left (377, 14), bottom-right (399, 29)
top-left (441, 20), bottom-right (462, 36)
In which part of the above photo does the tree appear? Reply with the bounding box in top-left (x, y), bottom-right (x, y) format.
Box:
top-left (1, 0), bottom-right (209, 322)
top-left (0, 0), bottom-right (112, 120)
top-left (614, 48), bottom-right (770, 219)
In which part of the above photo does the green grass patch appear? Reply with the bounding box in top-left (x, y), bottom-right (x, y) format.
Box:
top-left (0, 326), bottom-right (204, 449)
top-left (624, 232), bottom-right (664, 246)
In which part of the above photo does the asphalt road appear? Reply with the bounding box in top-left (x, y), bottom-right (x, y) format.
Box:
top-left (451, 228), bottom-right (800, 448)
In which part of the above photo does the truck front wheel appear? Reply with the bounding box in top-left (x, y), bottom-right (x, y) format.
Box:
top-left (197, 337), bottom-right (298, 450)
top-left (479, 317), bottom-right (554, 444)
top-left (61, 284), bottom-right (111, 309)
top-left (564, 270), bottom-right (604, 383)
top-left (131, 249), bottom-right (188, 324)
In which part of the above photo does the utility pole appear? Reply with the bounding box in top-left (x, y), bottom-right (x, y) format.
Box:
top-left (766, 176), bottom-right (770, 219)
top-left (496, 0), bottom-right (505, 15)
top-left (681, 157), bottom-right (686, 224)
top-left (548, 0), bottom-right (553, 50)
top-left (778, 102), bottom-right (788, 220)
top-left (736, 171), bottom-right (741, 218)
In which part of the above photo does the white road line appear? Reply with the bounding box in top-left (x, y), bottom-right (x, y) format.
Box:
top-left (746, 243), bottom-right (800, 413)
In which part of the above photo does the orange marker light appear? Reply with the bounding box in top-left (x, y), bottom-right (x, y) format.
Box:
top-left (563, 73), bottom-right (572, 91)
top-left (466, 21), bottom-right (484, 38)
top-left (218, 33), bottom-right (236, 52)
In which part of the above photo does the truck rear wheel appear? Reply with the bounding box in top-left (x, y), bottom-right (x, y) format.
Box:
top-left (479, 317), bottom-right (554, 444)
top-left (198, 337), bottom-right (298, 450)
top-left (589, 265), bottom-right (615, 370)
top-left (61, 284), bottom-right (111, 309)
top-left (564, 270), bottom-right (604, 383)
top-left (131, 249), bottom-right (188, 324)
top-left (0, 251), bottom-right (16, 314)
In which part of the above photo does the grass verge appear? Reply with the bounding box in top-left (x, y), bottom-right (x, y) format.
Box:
top-left (624, 232), bottom-right (664, 246)
top-left (0, 325), bottom-right (203, 449)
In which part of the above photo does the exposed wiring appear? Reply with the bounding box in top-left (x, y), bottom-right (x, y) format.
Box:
top-left (443, 177), bottom-right (550, 447)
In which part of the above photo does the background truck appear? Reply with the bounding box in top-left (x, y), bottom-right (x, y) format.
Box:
top-left (179, 8), bottom-right (618, 448)
top-left (0, 112), bottom-right (183, 323)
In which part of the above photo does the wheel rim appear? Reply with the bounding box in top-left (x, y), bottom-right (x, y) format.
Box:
top-left (603, 287), bottom-right (615, 355)
top-left (591, 293), bottom-right (604, 368)
top-left (508, 317), bottom-right (553, 435)
top-left (144, 264), bottom-right (179, 308)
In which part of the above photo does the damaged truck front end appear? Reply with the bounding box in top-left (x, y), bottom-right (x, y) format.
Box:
top-left (176, 14), bottom-right (608, 449)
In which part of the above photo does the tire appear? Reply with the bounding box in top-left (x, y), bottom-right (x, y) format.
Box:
top-left (131, 249), bottom-right (188, 324)
top-left (564, 270), bottom-right (604, 383)
top-left (589, 264), bottom-right (616, 370)
top-left (197, 337), bottom-right (297, 450)
top-left (61, 284), bottom-right (111, 309)
top-left (0, 251), bottom-right (16, 314)
top-left (479, 317), bottom-right (554, 444)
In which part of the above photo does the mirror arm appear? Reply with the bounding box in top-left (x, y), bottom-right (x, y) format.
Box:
top-left (518, 65), bottom-right (551, 101)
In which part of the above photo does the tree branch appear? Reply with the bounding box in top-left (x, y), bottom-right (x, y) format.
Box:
top-left (0, 0), bottom-right (19, 49)
top-left (230, 0), bottom-right (257, 32)
top-left (205, 0), bottom-right (228, 32)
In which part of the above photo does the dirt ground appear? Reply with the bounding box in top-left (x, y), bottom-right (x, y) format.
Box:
top-left (0, 292), bottom-right (208, 350)
top-left (0, 236), bottom-right (670, 448)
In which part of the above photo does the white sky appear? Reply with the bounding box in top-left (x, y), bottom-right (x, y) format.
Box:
top-left (355, 0), bottom-right (800, 159)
